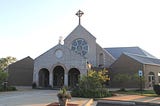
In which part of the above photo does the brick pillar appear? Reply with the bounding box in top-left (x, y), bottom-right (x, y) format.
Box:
top-left (49, 71), bottom-right (53, 87)
top-left (64, 73), bottom-right (68, 87)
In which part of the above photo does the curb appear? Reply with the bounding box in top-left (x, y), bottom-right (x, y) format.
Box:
top-left (97, 100), bottom-right (160, 106)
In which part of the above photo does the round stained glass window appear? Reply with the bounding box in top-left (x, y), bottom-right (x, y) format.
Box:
top-left (71, 38), bottom-right (88, 56)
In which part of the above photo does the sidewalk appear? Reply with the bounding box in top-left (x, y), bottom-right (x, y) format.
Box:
top-left (98, 94), bottom-right (160, 105)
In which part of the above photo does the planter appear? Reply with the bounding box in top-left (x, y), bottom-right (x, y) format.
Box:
top-left (58, 98), bottom-right (68, 106)
top-left (57, 87), bottom-right (71, 106)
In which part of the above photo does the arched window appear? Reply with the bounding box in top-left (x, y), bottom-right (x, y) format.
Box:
top-left (39, 68), bottom-right (49, 87)
top-left (99, 53), bottom-right (104, 67)
top-left (53, 66), bottom-right (64, 87)
top-left (68, 68), bottom-right (80, 87)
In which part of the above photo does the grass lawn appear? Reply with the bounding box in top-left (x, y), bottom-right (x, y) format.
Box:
top-left (110, 89), bottom-right (159, 97)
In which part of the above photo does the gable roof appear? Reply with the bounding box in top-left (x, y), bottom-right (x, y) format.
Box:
top-left (34, 43), bottom-right (86, 62)
top-left (64, 24), bottom-right (96, 41)
top-left (104, 47), bottom-right (156, 59)
top-left (124, 52), bottom-right (160, 66)
top-left (8, 56), bottom-right (33, 67)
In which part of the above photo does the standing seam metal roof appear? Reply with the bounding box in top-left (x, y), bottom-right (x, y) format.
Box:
top-left (104, 47), bottom-right (156, 59)
top-left (123, 52), bottom-right (160, 65)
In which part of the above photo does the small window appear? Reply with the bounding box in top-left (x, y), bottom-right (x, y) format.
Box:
top-left (99, 53), bottom-right (104, 67)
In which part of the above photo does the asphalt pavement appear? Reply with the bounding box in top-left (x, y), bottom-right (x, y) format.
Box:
top-left (0, 87), bottom-right (89, 106)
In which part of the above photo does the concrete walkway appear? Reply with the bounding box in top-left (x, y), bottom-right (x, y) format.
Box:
top-left (0, 87), bottom-right (89, 106)
top-left (99, 94), bottom-right (160, 105)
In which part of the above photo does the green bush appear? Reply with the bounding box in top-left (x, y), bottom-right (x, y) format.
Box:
top-left (119, 88), bottom-right (127, 92)
top-left (0, 86), bottom-right (17, 92)
top-left (153, 84), bottom-right (160, 95)
top-left (71, 88), bottom-right (111, 98)
top-left (0, 70), bottom-right (8, 85)
top-left (71, 69), bottom-right (111, 98)
top-left (7, 86), bottom-right (17, 91)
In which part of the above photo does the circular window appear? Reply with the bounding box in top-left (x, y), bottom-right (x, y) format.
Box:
top-left (71, 38), bottom-right (88, 56)
top-left (55, 49), bottom-right (63, 58)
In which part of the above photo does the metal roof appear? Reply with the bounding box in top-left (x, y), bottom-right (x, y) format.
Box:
top-left (123, 52), bottom-right (160, 65)
top-left (104, 47), bottom-right (156, 59)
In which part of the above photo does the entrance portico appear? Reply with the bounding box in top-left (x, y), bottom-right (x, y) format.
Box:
top-left (36, 64), bottom-right (82, 88)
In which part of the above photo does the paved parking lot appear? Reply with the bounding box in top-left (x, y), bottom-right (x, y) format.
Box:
top-left (1, 87), bottom-right (160, 106)
top-left (0, 87), bottom-right (88, 106)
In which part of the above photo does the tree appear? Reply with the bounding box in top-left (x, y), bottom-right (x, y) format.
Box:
top-left (88, 69), bottom-right (110, 86)
top-left (132, 73), bottom-right (145, 89)
top-left (0, 69), bottom-right (8, 85)
top-left (0, 56), bottom-right (16, 85)
top-left (0, 56), bottom-right (17, 70)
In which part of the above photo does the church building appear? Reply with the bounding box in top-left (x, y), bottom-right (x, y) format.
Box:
top-left (33, 10), bottom-right (115, 88)
top-left (31, 10), bottom-right (160, 89)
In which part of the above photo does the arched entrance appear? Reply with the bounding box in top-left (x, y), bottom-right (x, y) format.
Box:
top-left (53, 66), bottom-right (64, 87)
top-left (148, 72), bottom-right (155, 87)
top-left (39, 68), bottom-right (49, 87)
top-left (68, 68), bottom-right (80, 87)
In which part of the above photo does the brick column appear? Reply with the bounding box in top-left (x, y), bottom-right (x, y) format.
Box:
top-left (64, 73), bottom-right (68, 87)
top-left (49, 71), bottom-right (53, 87)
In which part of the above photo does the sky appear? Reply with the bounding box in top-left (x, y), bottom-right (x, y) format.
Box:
top-left (0, 0), bottom-right (160, 60)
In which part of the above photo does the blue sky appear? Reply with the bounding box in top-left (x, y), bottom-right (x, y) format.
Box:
top-left (0, 0), bottom-right (160, 59)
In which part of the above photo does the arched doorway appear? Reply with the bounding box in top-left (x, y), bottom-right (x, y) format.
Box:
top-left (39, 68), bottom-right (49, 87)
top-left (148, 72), bottom-right (155, 87)
top-left (68, 68), bottom-right (80, 87)
top-left (53, 66), bottom-right (64, 87)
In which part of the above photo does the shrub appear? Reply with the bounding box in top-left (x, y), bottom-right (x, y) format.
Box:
top-left (71, 69), bottom-right (111, 98)
top-left (71, 87), bottom-right (111, 98)
top-left (7, 86), bottom-right (16, 91)
top-left (119, 88), bottom-right (127, 92)
top-left (0, 70), bottom-right (8, 85)
top-left (153, 84), bottom-right (160, 95)
top-left (0, 86), bottom-right (16, 92)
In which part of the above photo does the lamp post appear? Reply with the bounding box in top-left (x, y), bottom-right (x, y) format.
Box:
top-left (138, 70), bottom-right (143, 95)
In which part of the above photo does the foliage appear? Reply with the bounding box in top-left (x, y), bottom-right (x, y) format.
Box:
top-left (71, 87), bottom-right (112, 98)
top-left (88, 69), bottom-right (110, 85)
top-left (153, 84), bottom-right (160, 95)
top-left (0, 56), bottom-right (17, 92)
top-left (0, 86), bottom-right (17, 92)
top-left (57, 87), bottom-right (71, 99)
top-left (0, 70), bottom-right (8, 85)
top-left (132, 73), bottom-right (145, 86)
top-left (71, 69), bottom-right (111, 98)
top-left (113, 73), bottom-right (131, 84)
top-left (119, 88), bottom-right (127, 92)
top-left (113, 73), bottom-right (145, 89)
top-left (0, 56), bottom-right (17, 70)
